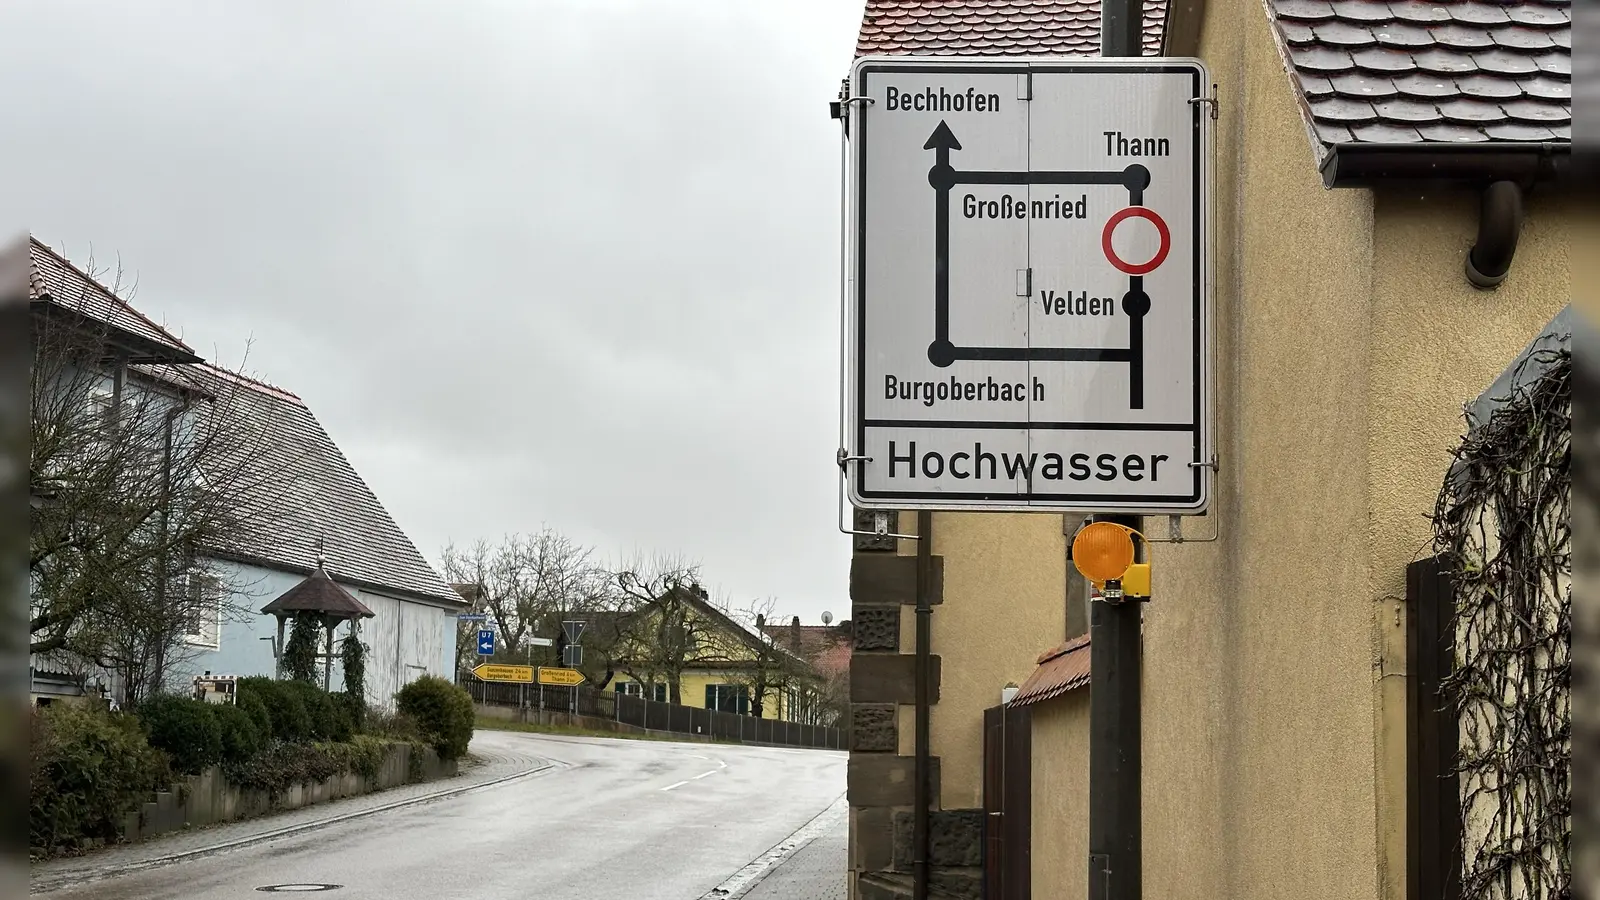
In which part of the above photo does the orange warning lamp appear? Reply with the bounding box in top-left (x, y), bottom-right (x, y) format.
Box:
top-left (1071, 521), bottom-right (1138, 586)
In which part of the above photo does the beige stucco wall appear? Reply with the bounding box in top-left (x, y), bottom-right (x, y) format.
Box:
top-left (1030, 690), bottom-right (1090, 900)
top-left (910, 512), bottom-right (1068, 810)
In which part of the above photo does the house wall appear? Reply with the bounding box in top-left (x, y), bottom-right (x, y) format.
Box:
top-left (1029, 691), bottom-right (1089, 900)
top-left (172, 559), bottom-right (461, 709)
top-left (616, 671), bottom-right (798, 721)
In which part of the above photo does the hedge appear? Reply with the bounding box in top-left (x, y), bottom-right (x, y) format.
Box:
top-left (238, 677), bottom-right (310, 743)
top-left (138, 695), bottom-right (222, 776)
top-left (31, 704), bottom-right (166, 855)
top-left (395, 676), bottom-right (474, 761)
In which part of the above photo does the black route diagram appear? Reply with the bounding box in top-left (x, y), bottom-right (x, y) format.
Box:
top-left (924, 120), bottom-right (1170, 411)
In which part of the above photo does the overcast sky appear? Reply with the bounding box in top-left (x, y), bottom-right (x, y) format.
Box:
top-left (4, 1), bottom-right (868, 623)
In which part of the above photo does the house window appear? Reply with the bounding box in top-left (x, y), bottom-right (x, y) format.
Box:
top-left (615, 682), bottom-right (667, 702)
top-left (705, 684), bottom-right (749, 715)
top-left (180, 571), bottom-right (221, 649)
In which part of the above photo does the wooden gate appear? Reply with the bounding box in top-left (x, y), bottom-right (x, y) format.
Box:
top-left (983, 702), bottom-right (1033, 900)
top-left (1407, 555), bottom-right (1461, 900)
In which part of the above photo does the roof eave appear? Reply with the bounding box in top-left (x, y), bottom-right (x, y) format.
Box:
top-left (1320, 141), bottom-right (1572, 190)
top-left (32, 299), bottom-right (204, 365)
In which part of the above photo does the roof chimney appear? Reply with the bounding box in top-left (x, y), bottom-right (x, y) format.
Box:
top-left (790, 616), bottom-right (802, 654)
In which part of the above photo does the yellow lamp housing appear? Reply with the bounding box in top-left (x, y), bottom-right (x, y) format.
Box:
top-left (1071, 521), bottom-right (1137, 585)
top-left (1121, 562), bottom-right (1152, 598)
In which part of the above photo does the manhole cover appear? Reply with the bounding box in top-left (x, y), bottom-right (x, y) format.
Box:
top-left (255, 886), bottom-right (342, 893)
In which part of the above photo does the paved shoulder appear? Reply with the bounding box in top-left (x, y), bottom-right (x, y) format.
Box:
top-left (30, 731), bottom-right (552, 894)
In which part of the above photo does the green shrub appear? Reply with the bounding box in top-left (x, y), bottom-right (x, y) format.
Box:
top-left (223, 736), bottom-right (401, 796)
top-left (138, 695), bottom-right (222, 776)
top-left (239, 677), bottom-right (309, 743)
top-left (280, 680), bottom-right (351, 743)
top-left (395, 676), bottom-right (474, 761)
top-left (31, 703), bottom-right (166, 856)
top-left (236, 689), bottom-right (272, 743)
top-left (211, 702), bottom-right (261, 764)
top-left (363, 706), bottom-right (423, 741)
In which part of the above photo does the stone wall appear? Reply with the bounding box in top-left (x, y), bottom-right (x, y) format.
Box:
top-left (119, 742), bottom-right (455, 844)
top-left (848, 511), bottom-right (983, 900)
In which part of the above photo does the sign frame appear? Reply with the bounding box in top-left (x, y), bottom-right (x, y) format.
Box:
top-left (537, 667), bottom-right (586, 687)
top-left (473, 663), bottom-right (534, 683)
top-left (842, 54), bottom-right (1215, 516)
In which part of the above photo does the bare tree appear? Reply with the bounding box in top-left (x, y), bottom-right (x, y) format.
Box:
top-left (609, 552), bottom-right (730, 705)
top-left (29, 253), bottom-right (292, 706)
top-left (442, 526), bottom-right (612, 669)
top-left (726, 597), bottom-right (814, 719)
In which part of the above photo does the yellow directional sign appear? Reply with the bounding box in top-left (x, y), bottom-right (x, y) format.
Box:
top-left (472, 664), bottom-right (534, 684)
top-left (537, 667), bottom-right (585, 686)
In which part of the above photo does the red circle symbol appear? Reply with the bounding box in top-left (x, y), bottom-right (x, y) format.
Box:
top-left (1101, 206), bottom-right (1171, 276)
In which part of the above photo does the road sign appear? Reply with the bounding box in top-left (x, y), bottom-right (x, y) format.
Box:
top-left (562, 620), bottom-right (586, 643)
top-left (473, 663), bottom-right (534, 683)
top-left (562, 644), bottom-right (583, 667)
top-left (457, 613), bottom-right (488, 622)
top-left (538, 667), bottom-right (586, 686)
top-left (477, 630), bottom-right (495, 656)
top-left (528, 636), bottom-right (554, 648)
top-left (843, 56), bottom-right (1213, 515)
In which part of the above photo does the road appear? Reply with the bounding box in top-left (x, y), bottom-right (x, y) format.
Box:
top-left (32, 729), bottom-right (847, 900)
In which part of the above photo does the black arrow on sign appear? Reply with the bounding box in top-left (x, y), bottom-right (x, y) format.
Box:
top-left (925, 121), bottom-right (961, 367)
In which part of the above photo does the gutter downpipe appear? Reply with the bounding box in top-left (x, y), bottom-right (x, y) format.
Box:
top-left (914, 509), bottom-right (934, 900)
top-left (1319, 141), bottom-right (1567, 290)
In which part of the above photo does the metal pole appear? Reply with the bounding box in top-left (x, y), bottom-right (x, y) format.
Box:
top-left (913, 510), bottom-right (935, 900)
top-left (1091, 13), bottom-right (1145, 900)
top-left (1086, 511), bottom-right (1143, 900)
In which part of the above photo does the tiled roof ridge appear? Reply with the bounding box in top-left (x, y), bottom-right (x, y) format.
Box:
top-left (29, 236), bottom-right (195, 354)
top-left (854, 0), bottom-right (1167, 59)
top-left (190, 361), bottom-right (305, 405)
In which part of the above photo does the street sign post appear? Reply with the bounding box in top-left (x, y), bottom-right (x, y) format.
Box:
top-left (843, 56), bottom-right (1213, 515)
top-left (562, 644), bottom-right (583, 668)
top-left (561, 620), bottom-right (586, 643)
top-left (529, 636), bottom-right (554, 648)
top-left (472, 664), bottom-right (534, 683)
top-left (457, 613), bottom-right (488, 622)
top-left (537, 667), bottom-right (585, 687)
top-left (476, 630), bottom-right (495, 656)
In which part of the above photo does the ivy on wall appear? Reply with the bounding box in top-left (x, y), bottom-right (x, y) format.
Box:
top-left (1434, 340), bottom-right (1571, 900)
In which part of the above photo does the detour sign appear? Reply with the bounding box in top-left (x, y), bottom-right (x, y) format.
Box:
top-left (472, 664), bottom-right (533, 684)
top-left (537, 667), bottom-right (585, 686)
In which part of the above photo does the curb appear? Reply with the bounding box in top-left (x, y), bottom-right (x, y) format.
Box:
top-left (31, 756), bottom-right (559, 894)
top-left (696, 792), bottom-right (848, 900)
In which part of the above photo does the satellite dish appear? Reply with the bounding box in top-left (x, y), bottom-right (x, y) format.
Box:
top-left (821, 611), bottom-right (833, 626)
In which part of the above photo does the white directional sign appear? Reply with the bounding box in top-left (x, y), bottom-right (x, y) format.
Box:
top-left (843, 56), bottom-right (1213, 514)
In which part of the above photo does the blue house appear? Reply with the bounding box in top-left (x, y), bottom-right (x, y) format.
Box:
top-left (28, 237), bottom-right (464, 708)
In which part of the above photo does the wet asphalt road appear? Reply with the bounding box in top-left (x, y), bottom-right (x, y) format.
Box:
top-left (37, 730), bottom-right (846, 900)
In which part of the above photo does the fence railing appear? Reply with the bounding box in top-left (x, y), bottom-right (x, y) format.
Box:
top-left (460, 677), bottom-right (845, 751)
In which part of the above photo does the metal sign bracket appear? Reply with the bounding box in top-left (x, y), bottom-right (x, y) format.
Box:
top-left (836, 448), bottom-right (922, 541)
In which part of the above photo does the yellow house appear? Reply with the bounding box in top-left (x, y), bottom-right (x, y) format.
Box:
top-left (840, 1), bottom-right (1574, 900)
top-left (608, 585), bottom-right (822, 723)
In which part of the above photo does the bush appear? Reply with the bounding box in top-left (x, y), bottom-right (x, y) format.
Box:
top-left (281, 680), bottom-right (351, 743)
top-left (239, 677), bottom-right (310, 743)
top-left (236, 689), bottom-right (272, 743)
top-left (31, 703), bottom-right (166, 855)
top-left (211, 702), bottom-right (262, 765)
top-left (223, 736), bottom-right (403, 795)
top-left (395, 676), bottom-right (474, 761)
top-left (363, 707), bottom-right (423, 741)
top-left (138, 695), bottom-right (223, 776)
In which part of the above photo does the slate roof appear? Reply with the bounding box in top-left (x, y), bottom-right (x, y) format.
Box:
top-left (28, 237), bottom-right (199, 363)
top-left (1267, 0), bottom-right (1572, 156)
top-left (141, 362), bottom-right (464, 608)
top-left (855, 0), bottom-right (1165, 58)
top-left (1009, 634), bottom-right (1091, 706)
top-left (261, 568), bottom-right (376, 620)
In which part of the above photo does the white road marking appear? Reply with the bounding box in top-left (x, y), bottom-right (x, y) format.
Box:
top-left (692, 770), bottom-right (717, 780)
top-left (716, 758), bottom-right (727, 769)
top-left (662, 780), bottom-right (689, 791)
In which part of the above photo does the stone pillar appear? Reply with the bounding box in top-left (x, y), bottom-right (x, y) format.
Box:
top-left (847, 509), bottom-right (958, 900)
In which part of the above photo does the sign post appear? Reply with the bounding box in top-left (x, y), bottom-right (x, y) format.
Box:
top-left (476, 630), bottom-right (495, 657)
